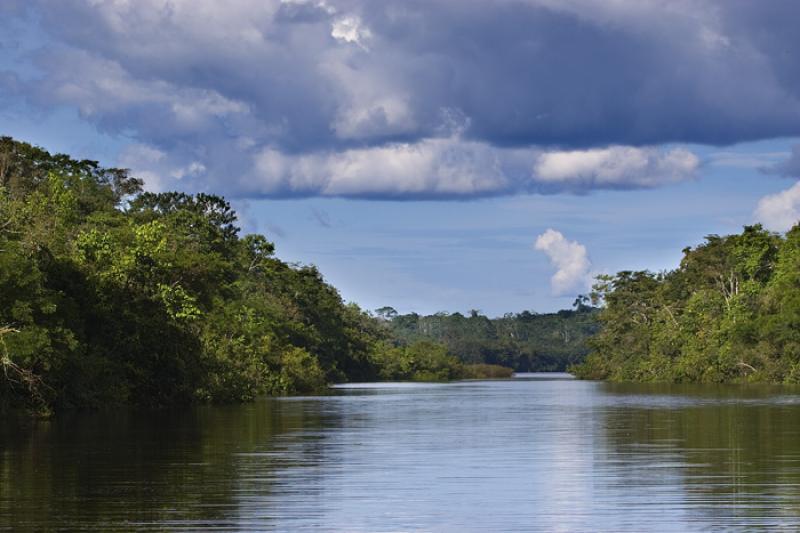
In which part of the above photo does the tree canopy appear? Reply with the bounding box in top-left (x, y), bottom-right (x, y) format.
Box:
top-left (572, 224), bottom-right (800, 383)
top-left (0, 137), bottom-right (522, 414)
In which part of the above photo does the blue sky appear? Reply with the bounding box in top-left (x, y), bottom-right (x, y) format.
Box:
top-left (2, 1), bottom-right (800, 315)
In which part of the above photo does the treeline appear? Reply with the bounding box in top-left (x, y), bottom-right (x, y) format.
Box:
top-left (380, 306), bottom-right (599, 371)
top-left (0, 137), bottom-right (501, 413)
top-left (572, 224), bottom-right (800, 383)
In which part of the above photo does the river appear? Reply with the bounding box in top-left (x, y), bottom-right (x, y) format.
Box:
top-left (3, 373), bottom-right (800, 531)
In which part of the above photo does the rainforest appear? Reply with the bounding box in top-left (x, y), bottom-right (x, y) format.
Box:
top-left (0, 137), bottom-right (534, 414)
top-left (572, 224), bottom-right (800, 383)
top-left (3, 136), bottom-right (800, 417)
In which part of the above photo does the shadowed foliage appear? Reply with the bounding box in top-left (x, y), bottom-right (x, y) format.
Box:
top-left (0, 137), bottom-right (525, 414)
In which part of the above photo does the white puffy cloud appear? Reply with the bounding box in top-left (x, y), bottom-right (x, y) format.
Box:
top-left (754, 181), bottom-right (800, 232)
top-left (249, 136), bottom-right (517, 198)
top-left (533, 147), bottom-right (699, 189)
top-left (331, 15), bottom-right (372, 50)
top-left (112, 128), bottom-right (701, 198)
top-left (534, 229), bottom-right (592, 295)
top-left (234, 139), bottom-right (698, 199)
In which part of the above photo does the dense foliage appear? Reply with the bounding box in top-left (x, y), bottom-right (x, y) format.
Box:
top-left (380, 306), bottom-right (599, 371)
top-left (572, 224), bottom-right (800, 383)
top-left (0, 137), bottom-right (484, 413)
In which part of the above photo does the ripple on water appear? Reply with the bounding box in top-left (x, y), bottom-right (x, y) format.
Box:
top-left (3, 378), bottom-right (800, 531)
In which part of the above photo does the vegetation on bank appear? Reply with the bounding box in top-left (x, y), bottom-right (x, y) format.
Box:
top-left (0, 137), bottom-right (512, 414)
top-left (572, 224), bottom-right (800, 383)
top-left (12, 137), bottom-right (794, 411)
top-left (379, 306), bottom-right (599, 372)
top-left (461, 363), bottom-right (515, 379)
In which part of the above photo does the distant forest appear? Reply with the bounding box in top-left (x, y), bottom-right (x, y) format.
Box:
top-left (379, 306), bottom-right (599, 372)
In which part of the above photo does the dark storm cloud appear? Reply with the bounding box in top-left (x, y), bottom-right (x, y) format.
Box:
top-left (1, 0), bottom-right (799, 198)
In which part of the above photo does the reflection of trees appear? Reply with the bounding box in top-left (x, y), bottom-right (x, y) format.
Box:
top-left (599, 382), bottom-right (800, 528)
top-left (0, 398), bottom-right (339, 530)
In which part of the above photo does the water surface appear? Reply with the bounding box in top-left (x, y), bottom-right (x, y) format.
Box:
top-left (3, 377), bottom-right (800, 531)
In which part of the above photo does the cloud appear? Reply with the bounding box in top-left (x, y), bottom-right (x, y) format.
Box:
top-left (533, 147), bottom-right (699, 190)
top-left (534, 229), bottom-right (592, 295)
top-left (234, 139), bottom-right (696, 199)
top-left (247, 136), bottom-right (517, 199)
top-left (761, 144), bottom-right (800, 178)
top-left (118, 143), bottom-right (208, 192)
top-left (118, 134), bottom-right (698, 199)
top-left (331, 15), bottom-right (372, 50)
top-left (3, 1), bottom-right (800, 198)
top-left (754, 181), bottom-right (800, 232)
top-left (709, 150), bottom-right (791, 169)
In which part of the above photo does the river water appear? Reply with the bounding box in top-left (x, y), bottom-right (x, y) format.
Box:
top-left (3, 373), bottom-right (800, 531)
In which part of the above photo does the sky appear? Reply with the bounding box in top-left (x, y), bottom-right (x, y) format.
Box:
top-left (2, 0), bottom-right (800, 316)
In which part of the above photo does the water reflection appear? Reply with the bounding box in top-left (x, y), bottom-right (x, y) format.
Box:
top-left (599, 382), bottom-right (800, 530)
top-left (0, 401), bottom-right (341, 531)
top-left (2, 380), bottom-right (800, 531)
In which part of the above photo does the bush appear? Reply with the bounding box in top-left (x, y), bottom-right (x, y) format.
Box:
top-left (461, 363), bottom-right (514, 379)
top-left (277, 347), bottom-right (327, 394)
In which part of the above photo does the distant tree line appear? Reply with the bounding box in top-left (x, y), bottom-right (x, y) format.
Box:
top-left (379, 305), bottom-right (600, 372)
top-left (572, 224), bottom-right (800, 383)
